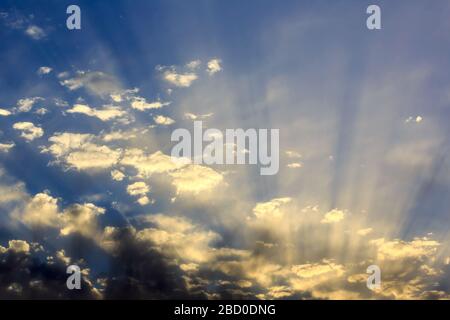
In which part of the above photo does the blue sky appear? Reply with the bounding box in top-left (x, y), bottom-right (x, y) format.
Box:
top-left (0, 0), bottom-right (450, 299)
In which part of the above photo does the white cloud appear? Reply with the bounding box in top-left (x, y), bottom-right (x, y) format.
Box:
top-left (0, 108), bottom-right (12, 116)
top-left (111, 169), bottom-right (125, 181)
top-left (120, 149), bottom-right (185, 178)
top-left (60, 71), bottom-right (121, 97)
top-left (405, 116), bottom-right (423, 123)
top-left (0, 143), bottom-right (15, 152)
top-left (320, 209), bottom-right (346, 224)
top-left (126, 181), bottom-right (150, 196)
top-left (287, 162), bottom-right (302, 168)
top-left (0, 240), bottom-right (30, 254)
top-left (371, 237), bottom-right (439, 261)
top-left (37, 66), bottom-right (52, 75)
top-left (131, 97), bottom-right (170, 111)
top-left (253, 197), bottom-right (292, 219)
top-left (186, 60), bottom-right (201, 69)
top-left (17, 97), bottom-right (43, 112)
top-left (184, 112), bottom-right (213, 120)
top-left (19, 192), bottom-right (105, 238)
top-left (153, 115), bottom-right (175, 126)
top-left (13, 122), bottom-right (44, 141)
top-left (285, 150), bottom-right (302, 158)
top-left (25, 25), bottom-right (46, 40)
top-left (42, 132), bottom-right (121, 171)
top-left (169, 165), bottom-right (224, 195)
top-left (163, 70), bottom-right (198, 87)
top-left (206, 59), bottom-right (222, 75)
top-left (67, 104), bottom-right (126, 121)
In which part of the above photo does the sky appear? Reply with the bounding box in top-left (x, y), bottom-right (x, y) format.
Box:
top-left (0, 0), bottom-right (450, 299)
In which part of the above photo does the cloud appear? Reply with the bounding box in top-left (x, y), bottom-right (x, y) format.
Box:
top-left (0, 143), bottom-right (14, 152)
top-left (357, 228), bottom-right (373, 236)
top-left (25, 25), bottom-right (46, 40)
top-left (60, 71), bottom-right (121, 97)
top-left (0, 108), bottom-right (12, 116)
top-left (120, 149), bottom-right (185, 178)
top-left (253, 197), bottom-right (292, 219)
top-left (12, 122), bottom-right (44, 141)
top-left (131, 98), bottom-right (170, 111)
top-left (153, 115), bottom-right (175, 126)
top-left (186, 60), bottom-right (201, 69)
top-left (111, 169), bottom-right (125, 181)
top-left (0, 240), bottom-right (99, 299)
top-left (127, 181), bottom-right (150, 196)
top-left (206, 59), bottom-right (222, 75)
top-left (405, 116), bottom-right (423, 123)
top-left (169, 164), bottom-right (224, 195)
top-left (19, 192), bottom-right (105, 239)
top-left (67, 104), bottom-right (126, 121)
top-left (37, 66), bottom-right (52, 75)
top-left (371, 237), bottom-right (439, 261)
top-left (285, 150), bottom-right (302, 158)
top-left (184, 112), bottom-right (213, 121)
top-left (16, 97), bottom-right (44, 112)
top-left (163, 70), bottom-right (198, 87)
top-left (42, 132), bottom-right (121, 171)
top-left (287, 162), bottom-right (302, 168)
top-left (137, 214), bottom-right (220, 263)
top-left (320, 209), bottom-right (346, 224)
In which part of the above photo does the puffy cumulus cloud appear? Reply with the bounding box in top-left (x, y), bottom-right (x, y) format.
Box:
top-left (67, 104), bottom-right (126, 121)
top-left (127, 182), bottom-right (152, 206)
top-left (0, 142), bottom-right (14, 152)
top-left (60, 71), bottom-right (121, 97)
top-left (16, 97), bottom-right (44, 112)
top-left (111, 169), bottom-right (126, 181)
top-left (0, 108), bottom-right (12, 116)
top-left (12, 122), bottom-right (44, 141)
top-left (127, 181), bottom-right (150, 196)
top-left (18, 192), bottom-right (105, 239)
top-left (289, 260), bottom-right (346, 292)
top-left (163, 70), bottom-right (198, 87)
top-left (252, 197), bottom-right (292, 220)
top-left (206, 59), bottom-right (222, 75)
top-left (169, 164), bottom-right (224, 195)
top-left (0, 240), bottom-right (30, 254)
top-left (37, 66), bottom-right (52, 75)
top-left (137, 214), bottom-right (220, 263)
top-left (131, 97), bottom-right (170, 111)
top-left (154, 115), bottom-right (175, 126)
top-left (25, 25), bottom-right (46, 40)
top-left (42, 132), bottom-right (121, 171)
top-left (320, 209), bottom-right (346, 224)
top-left (120, 149), bottom-right (185, 178)
top-left (371, 237), bottom-right (439, 262)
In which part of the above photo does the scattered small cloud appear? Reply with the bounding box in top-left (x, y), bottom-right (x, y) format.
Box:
top-left (154, 115), bottom-right (175, 126)
top-left (12, 122), bottom-right (44, 141)
top-left (321, 209), bottom-right (346, 224)
top-left (206, 58), bottom-right (222, 75)
top-left (25, 25), bottom-right (46, 40)
top-left (37, 66), bottom-right (52, 75)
